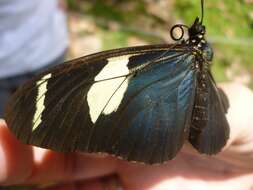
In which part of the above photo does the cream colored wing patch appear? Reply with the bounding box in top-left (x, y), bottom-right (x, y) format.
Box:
top-left (87, 55), bottom-right (133, 124)
top-left (32, 74), bottom-right (52, 131)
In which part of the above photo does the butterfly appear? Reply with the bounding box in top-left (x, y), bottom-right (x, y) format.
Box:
top-left (4, 0), bottom-right (229, 164)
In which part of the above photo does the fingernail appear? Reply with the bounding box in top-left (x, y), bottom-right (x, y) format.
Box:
top-left (0, 119), bottom-right (6, 125)
top-left (0, 142), bottom-right (7, 184)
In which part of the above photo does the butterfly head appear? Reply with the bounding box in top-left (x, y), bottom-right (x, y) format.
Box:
top-left (188, 17), bottom-right (206, 45)
top-left (189, 0), bottom-right (206, 40)
top-left (189, 17), bottom-right (213, 62)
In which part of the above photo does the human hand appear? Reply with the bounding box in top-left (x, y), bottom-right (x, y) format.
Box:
top-left (0, 83), bottom-right (253, 190)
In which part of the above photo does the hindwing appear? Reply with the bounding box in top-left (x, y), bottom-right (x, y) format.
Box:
top-left (189, 72), bottom-right (230, 154)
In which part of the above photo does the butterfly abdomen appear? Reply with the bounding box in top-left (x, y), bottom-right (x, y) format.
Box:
top-left (189, 73), bottom-right (209, 145)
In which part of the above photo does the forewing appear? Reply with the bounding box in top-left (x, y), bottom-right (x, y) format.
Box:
top-left (85, 52), bottom-right (197, 163)
top-left (190, 73), bottom-right (230, 154)
top-left (5, 45), bottom-right (196, 164)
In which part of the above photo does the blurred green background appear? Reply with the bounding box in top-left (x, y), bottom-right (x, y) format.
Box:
top-left (4, 0), bottom-right (253, 189)
top-left (67, 0), bottom-right (253, 88)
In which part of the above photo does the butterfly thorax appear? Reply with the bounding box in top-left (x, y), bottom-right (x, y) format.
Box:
top-left (193, 43), bottom-right (213, 71)
top-left (187, 17), bottom-right (214, 72)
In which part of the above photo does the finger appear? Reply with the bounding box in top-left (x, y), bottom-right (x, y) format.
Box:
top-left (46, 179), bottom-right (105, 190)
top-left (27, 151), bottom-right (118, 186)
top-left (218, 83), bottom-right (253, 169)
top-left (0, 120), bottom-right (118, 186)
top-left (0, 119), bottom-right (34, 185)
top-left (117, 159), bottom-right (179, 190)
top-left (220, 83), bottom-right (253, 146)
top-left (46, 175), bottom-right (122, 190)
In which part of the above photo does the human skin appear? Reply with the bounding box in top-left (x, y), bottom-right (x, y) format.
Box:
top-left (0, 83), bottom-right (252, 190)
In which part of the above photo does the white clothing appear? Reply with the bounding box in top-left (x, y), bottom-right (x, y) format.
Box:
top-left (0, 0), bottom-right (68, 78)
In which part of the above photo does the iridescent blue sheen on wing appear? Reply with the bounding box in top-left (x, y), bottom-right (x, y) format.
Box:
top-left (87, 51), bottom-right (197, 163)
top-left (6, 45), bottom-right (198, 164)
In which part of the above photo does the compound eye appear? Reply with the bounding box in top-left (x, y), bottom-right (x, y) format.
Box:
top-left (200, 25), bottom-right (206, 34)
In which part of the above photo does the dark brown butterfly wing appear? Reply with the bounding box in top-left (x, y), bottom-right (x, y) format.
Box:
top-left (5, 45), bottom-right (197, 164)
top-left (189, 72), bottom-right (230, 154)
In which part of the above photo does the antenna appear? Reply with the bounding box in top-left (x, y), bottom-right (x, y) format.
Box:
top-left (201, 0), bottom-right (204, 23)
